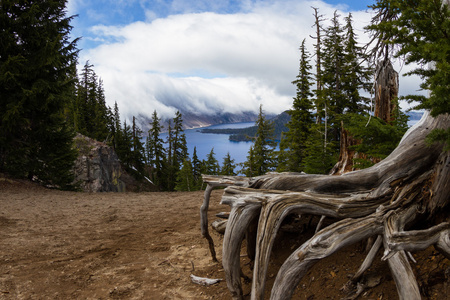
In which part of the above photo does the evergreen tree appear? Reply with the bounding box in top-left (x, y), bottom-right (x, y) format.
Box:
top-left (147, 110), bottom-right (166, 189)
top-left (172, 111), bottom-right (188, 170)
top-left (278, 39), bottom-right (314, 172)
top-left (165, 111), bottom-right (188, 190)
top-left (311, 7), bottom-right (326, 125)
top-left (93, 78), bottom-right (111, 142)
top-left (175, 158), bottom-right (195, 191)
top-left (112, 101), bottom-right (121, 150)
top-left (165, 120), bottom-right (175, 190)
top-left (116, 120), bottom-right (133, 169)
top-left (131, 116), bottom-right (145, 176)
top-left (250, 105), bottom-right (277, 175)
top-left (204, 148), bottom-right (220, 175)
top-left (303, 124), bottom-right (338, 174)
top-left (241, 146), bottom-right (256, 177)
top-left (344, 110), bottom-right (408, 169)
top-left (342, 13), bottom-right (372, 114)
top-left (192, 146), bottom-right (202, 189)
top-left (321, 11), bottom-right (346, 145)
top-left (220, 152), bottom-right (237, 176)
top-left (76, 61), bottom-right (97, 135)
top-left (0, 0), bottom-right (79, 189)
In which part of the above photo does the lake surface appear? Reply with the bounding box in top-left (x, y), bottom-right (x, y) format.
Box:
top-left (161, 122), bottom-right (255, 167)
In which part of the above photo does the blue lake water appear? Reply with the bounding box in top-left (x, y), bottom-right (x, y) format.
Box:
top-left (161, 122), bottom-right (255, 166)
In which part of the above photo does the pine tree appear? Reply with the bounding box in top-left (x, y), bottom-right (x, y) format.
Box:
top-left (321, 11), bottom-right (346, 145)
top-left (175, 158), bottom-right (195, 191)
top-left (342, 13), bottom-right (372, 114)
top-left (147, 110), bottom-right (166, 190)
top-left (0, 0), bottom-right (79, 189)
top-left (204, 148), bottom-right (220, 175)
top-left (241, 146), bottom-right (256, 177)
top-left (165, 120), bottom-right (175, 190)
top-left (310, 7), bottom-right (326, 125)
top-left (192, 146), bottom-right (202, 189)
top-left (165, 111), bottom-right (188, 191)
top-left (278, 39), bottom-right (314, 172)
top-left (131, 116), bottom-right (145, 177)
top-left (116, 120), bottom-right (133, 169)
top-left (112, 101), bottom-right (121, 150)
top-left (343, 110), bottom-right (408, 169)
top-left (303, 123), bottom-right (338, 174)
top-left (220, 152), bottom-right (237, 176)
top-left (93, 78), bottom-right (111, 142)
top-left (76, 61), bottom-right (97, 135)
top-left (172, 111), bottom-right (188, 170)
top-left (251, 105), bottom-right (277, 175)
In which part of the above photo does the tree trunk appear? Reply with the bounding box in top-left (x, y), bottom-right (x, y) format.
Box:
top-left (214, 112), bottom-right (449, 300)
top-left (374, 60), bottom-right (399, 123)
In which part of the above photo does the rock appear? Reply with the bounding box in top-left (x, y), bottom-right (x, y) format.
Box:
top-left (72, 134), bottom-right (126, 192)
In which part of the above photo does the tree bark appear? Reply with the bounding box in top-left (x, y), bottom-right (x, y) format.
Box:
top-left (374, 60), bottom-right (399, 123)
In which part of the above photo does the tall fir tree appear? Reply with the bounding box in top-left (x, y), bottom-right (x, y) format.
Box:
top-left (204, 148), bottom-right (220, 175)
top-left (147, 110), bottom-right (166, 190)
top-left (116, 120), bottom-right (133, 169)
top-left (321, 11), bottom-right (346, 144)
top-left (172, 111), bottom-right (188, 170)
top-left (76, 61), bottom-right (96, 135)
top-left (92, 78), bottom-right (111, 142)
top-left (311, 7), bottom-right (326, 125)
top-left (131, 116), bottom-right (145, 177)
top-left (192, 146), bottom-right (202, 189)
top-left (112, 101), bottom-right (121, 150)
top-left (241, 146), bottom-right (256, 177)
top-left (278, 39), bottom-right (314, 172)
top-left (245, 105), bottom-right (277, 176)
top-left (220, 152), bottom-right (237, 176)
top-left (165, 111), bottom-right (188, 191)
top-left (342, 13), bottom-right (372, 114)
top-left (303, 123), bottom-right (338, 174)
top-left (175, 158), bottom-right (195, 191)
top-left (0, 0), bottom-right (79, 189)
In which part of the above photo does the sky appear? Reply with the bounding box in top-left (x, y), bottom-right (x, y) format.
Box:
top-left (66, 0), bottom-right (424, 123)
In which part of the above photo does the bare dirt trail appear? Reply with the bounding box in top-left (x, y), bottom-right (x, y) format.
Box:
top-left (0, 178), bottom-right (448, 299)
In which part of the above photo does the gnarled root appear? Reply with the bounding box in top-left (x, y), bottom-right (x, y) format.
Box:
top-left (270, 212), bottom-right (384, 300)
top-left (221, 193), bottom-right (262, 300)
top-left (213, 113), bottom-right (450, 300)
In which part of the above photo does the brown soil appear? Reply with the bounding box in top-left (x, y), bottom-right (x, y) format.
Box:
top-left (0, 178), bottom-right (449, 300)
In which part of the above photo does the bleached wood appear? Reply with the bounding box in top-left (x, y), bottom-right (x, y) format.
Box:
top-left (214, 113), bottom-right (450, 300)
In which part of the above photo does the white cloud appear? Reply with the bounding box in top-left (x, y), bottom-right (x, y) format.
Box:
top-left (78, 0), bottom-right (424, 122)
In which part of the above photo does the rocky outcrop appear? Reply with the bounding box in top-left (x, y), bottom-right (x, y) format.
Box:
top-left (73, 134), bottom-right (126, 192)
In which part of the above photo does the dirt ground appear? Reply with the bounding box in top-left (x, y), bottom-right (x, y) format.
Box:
top-left (0, 177), bottom-right (449, 300)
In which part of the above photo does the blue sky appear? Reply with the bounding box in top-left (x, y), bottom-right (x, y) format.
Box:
top-left (66, 0), bottom-right (421, 123)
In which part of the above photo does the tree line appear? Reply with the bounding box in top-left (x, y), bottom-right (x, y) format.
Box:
top-left (0, 1), bottom-right (416, 191)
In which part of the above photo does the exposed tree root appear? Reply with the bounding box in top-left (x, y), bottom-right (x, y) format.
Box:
top-left (204, 113), bottom-right (450, 300)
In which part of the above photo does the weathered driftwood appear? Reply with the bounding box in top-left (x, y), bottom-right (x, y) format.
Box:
top-left (200, 173), bottom-right (307, 261)
top-left (211, 219), bottom-right (227, 234)
top-left (201, 175), bottom-right (252, 261)
top-left (190, 274), bottom-right (222, 286)
top-left (215, 112), bottom-right (449, 300)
